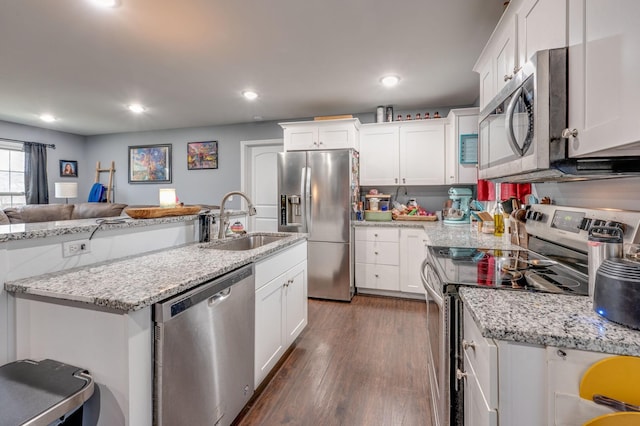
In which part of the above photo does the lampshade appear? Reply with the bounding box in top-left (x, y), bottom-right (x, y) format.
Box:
top-left (55, 182), bottom-right (78, 199)
top-left (159, 188), bottom-right (176, 208)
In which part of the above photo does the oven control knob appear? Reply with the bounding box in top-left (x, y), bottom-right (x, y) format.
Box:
top-left (606, 221), bottom-right (625, 232)
top-left (592, 219), bottom-right (606, 228)
top-left (525, 210), bottom-right (536, 220)
top-left (530, 211), bottom-right (543, 221)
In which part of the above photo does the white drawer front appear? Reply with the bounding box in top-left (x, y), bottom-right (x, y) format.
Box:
top-left (355, 227), bottom-right (399, 242)
top-left (464, 351), bottom-right (498, 426)
top-left (355, 263), bottom-right (399, 291)
top-left (355, 241), bottom-right (399, 265)
top-left (463, 308), bottom-right (498, 409)
top-left (255, 241), bottom-right (307, 290)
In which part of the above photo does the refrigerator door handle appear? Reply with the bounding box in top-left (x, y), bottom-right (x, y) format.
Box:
top-left (305, 166), bottom-right (312, 234)
top-left (300, 167), bottom-right (307, 233)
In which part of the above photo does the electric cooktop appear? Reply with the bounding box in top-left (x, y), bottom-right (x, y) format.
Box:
top-left (428, 246), bottom-right (589, 296)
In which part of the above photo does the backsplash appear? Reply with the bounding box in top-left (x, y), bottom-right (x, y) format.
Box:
top-left (361, 185), bottom-right (476, 213)
top-left (533, 177), bottom-right (640, 211)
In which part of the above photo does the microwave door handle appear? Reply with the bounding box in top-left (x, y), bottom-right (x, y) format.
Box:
top-left (505, 86), bottom-right (525, 156)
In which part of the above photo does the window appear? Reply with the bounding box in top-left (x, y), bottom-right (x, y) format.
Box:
top-left (0, 141), bottom-right (25, 208)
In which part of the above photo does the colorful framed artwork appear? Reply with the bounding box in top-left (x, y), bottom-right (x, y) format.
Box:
top-left (59, 160), bottom-right (78, 177)
top-left (187, 141), bottom-right (218, 170)
top-left (128, 144), bottom-right (172, 183)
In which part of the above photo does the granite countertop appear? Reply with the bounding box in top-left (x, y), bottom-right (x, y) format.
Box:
top-left (460, 287), bottom-right (640, 356)
top-left (353, 219), bottom-right (516, 250)
top-left (5, 232), bottom-right (306, 313)
top-left (0, 209), bottom-right (247, 242)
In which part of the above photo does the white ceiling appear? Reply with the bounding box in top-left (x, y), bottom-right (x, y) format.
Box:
top-left (0, 0), bottom-right (505, 136)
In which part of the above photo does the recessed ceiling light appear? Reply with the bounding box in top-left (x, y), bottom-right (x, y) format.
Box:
top-left (242, 91), bottom-right (258, 100)
top-left (380, 75), bottom-right (400, 87)
top-left (39, 114), bottom-right (57, 123)
top-left (91, 0), bottom-right (119, 8)
top-left (128, 104), bottom-right (146, 113)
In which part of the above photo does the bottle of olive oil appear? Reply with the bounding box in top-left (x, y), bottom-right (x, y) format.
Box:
top-left (493, 184), bottom-right (505, 237)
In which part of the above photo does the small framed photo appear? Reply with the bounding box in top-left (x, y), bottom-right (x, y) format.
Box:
top-left (59, 160), bottom-right (78, 177)
top-left (187, 141), bottom-right (218, 170)
top-left (128, 144), bottom-right (172, 183)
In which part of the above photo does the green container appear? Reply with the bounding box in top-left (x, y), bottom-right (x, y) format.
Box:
top-left (364, 210), bottom-right (392, 222)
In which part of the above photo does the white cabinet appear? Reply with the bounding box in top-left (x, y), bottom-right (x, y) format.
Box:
top-left (354, 227), bottom-right (400, 292)
top-left (254, 241), bottom-right (308, 388)
top-left (280, 118), bottom-right (360, 151)
top-left (567, 0), bottom-right (640, 157)
top-left (360, 120), bottom-right (446, 186)
top-left (546, 346), bottom-right (612, 426)
top-left (474, 0), bottom-right (568, 110)
top-left (399, 228), bottom-right (427, 294)
top-left (517, 0), bottom-right (568, 67)
top-left (462, 308), bottom-right (546, 426)
top-left (359, 125), bottom-right (400, 186)
top-left (446, 108), bottom-right (479, 185)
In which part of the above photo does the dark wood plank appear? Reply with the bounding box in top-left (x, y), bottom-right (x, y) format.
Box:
top-left (236, 295), bottom-right (432, 426)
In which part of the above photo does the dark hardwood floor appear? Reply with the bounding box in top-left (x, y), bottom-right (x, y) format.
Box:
top-left (237, 294), bottom-right (431, 426)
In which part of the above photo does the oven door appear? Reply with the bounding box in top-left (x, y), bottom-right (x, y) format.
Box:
top-left (421, 257), bottom-right (447, 426)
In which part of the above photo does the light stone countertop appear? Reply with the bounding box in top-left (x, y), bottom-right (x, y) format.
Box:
top-left (5, 232), bottom-right (307, 313)
top-left (460, 287), bottom-right (640, 356)
top-left (353, 219), bottom-right (516, 250)
top-left (0, 209), bottom-right (246, 242)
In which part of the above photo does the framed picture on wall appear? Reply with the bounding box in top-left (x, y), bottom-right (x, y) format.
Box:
top-left (59, 160), bottom-right (78, 177)
top-left (187, 141), bottom-right (218, 170)
top-left (128, 144), bottom-right (172, 183)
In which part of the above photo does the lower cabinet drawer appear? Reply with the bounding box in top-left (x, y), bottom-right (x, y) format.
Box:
top-left (355, 227), bottom-right (399, 242)
top-left (355, 263), bottom-right (399, 291)
top-left (463, 308), bottom-right (498, 409)
top-left (355, 241), bottom-right (399, 265)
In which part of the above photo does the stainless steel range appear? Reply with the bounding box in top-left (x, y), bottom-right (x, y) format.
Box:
top-left (421, 204), bottom-right (640, 426)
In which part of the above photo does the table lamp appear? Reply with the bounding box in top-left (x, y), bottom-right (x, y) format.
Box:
top-left (159, 188), bottom-right (177, 208)
top-left (54, 182), bottom-right (78, 204)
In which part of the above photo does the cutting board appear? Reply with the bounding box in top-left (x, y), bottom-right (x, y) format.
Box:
top-left (124, 205), bottom-right (201, 219)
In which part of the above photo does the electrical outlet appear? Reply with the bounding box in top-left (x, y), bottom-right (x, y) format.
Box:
top-left (62, 239), bottom-right (91, 258)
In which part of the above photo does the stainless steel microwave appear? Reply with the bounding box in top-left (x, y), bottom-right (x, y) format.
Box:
top-left (479, 47), bottom-right (640, 182)
top-left (478, 48), bottom-right (568, 182)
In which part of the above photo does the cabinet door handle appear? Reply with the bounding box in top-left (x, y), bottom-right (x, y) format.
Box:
top-left (374, 251), bottom-right (379, 255)
top-left (561, 128), bottom-right (578, 139)
top-left (375, 274), bottom-right (379, 278)
top-left (462, 339), bottom-right (476, 350)
top-left (374, 233), bottom-right (378, 237)
top-left (456, 369), bottom-right (468, 380)
top-left (513, 65), bottom-right (522, 74)
top-left (504, 74), bottom-right (513, 82)
top-left (402, 178), bottom-right (406, 184)
top-left (395, 178), bottom-right (398, 184)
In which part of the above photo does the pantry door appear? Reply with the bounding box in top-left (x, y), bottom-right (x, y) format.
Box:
top-left (241, 139), bottom-right (283, 232)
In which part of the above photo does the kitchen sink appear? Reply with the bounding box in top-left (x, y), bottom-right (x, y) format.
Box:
top-left (208, 234), bottom-right (287, 251)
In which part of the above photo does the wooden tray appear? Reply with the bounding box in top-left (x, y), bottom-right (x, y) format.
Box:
top-left (124, 205), bottom-right (201, 219)
top-left (393, 215), bottom-right (438, 221)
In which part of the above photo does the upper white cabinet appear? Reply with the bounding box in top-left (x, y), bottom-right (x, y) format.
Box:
top-left (360, 119), bottom-right (446, 186)
top-left (567, 0), bottom-right (640, 157)
top-left (280, 118), bottom-right (360, 151)
top-left (474, 0), bottom-right (568, 110)
top-left (446, 108), bottom-right (479, 185)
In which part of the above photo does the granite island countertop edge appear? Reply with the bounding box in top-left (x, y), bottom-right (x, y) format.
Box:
top-left (5, 233), bottom-right (307, 313)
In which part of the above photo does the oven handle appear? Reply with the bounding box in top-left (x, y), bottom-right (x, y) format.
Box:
top-left (420, 257), bottom-right (444, 307)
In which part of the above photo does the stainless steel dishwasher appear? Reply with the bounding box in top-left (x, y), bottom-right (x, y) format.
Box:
top-left (153, 264), bottom-right (255, 426)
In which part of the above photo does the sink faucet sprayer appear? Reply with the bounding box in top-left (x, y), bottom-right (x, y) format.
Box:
top-left (218, 191), bottom-right (257, 239)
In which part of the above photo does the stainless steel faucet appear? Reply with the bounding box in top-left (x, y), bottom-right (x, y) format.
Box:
top-left (217, 191), bottom-right (257, 239)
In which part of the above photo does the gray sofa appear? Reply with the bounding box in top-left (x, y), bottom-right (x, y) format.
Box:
top-left (0, 203), bottom-right (128, 225)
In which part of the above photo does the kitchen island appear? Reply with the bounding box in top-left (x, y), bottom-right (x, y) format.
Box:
top-left (4, 225), bottom-right (306, 426)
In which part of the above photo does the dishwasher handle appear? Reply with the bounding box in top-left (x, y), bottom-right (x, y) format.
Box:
top-left (153, 264), bottom-right (253, 323)
top-left (208, 287), bottom-right (231, 305)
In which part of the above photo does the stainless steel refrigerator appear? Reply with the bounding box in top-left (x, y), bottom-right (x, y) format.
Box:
top-left (277, 149), bottom-right (359, 301)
